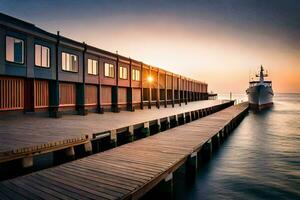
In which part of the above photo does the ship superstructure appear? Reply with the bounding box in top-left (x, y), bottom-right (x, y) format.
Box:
top-left (246, 65), bottom-right (274, 110)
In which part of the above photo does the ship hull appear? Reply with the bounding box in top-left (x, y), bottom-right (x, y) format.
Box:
top-left (246, 85), bottom-right (273, 111)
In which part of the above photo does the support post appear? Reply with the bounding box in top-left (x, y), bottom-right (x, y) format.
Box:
top-left (65, 147), bottom-right (75, 160)
top-left (76, 42), bottom-right (88, 116)
top-left (148, 67), bottom-right (152, 109)
top-left (148, 88), bottom-right (151, 109)
top-left (22, 156), bottom-right (33, 169)
top-left (160, 173), bottom-right (173, 199)
top-left (171, 73), bottom-right (175, 108)
top-left (49, 31), bottom-right (61, 118)
top-left (110, 129), bottom-right (117, 147)
top-left (24, 78), bottom-right (35, 113)
top-left (97, 84), bottom-right (104, 113)
top-left (188, 112), bottom-right (192, 122)
top-left (196, 110), bottom-right (199, 119)
top-left (184, 80), bottom-right (188, 105)
top-left (111, 86), bottom-right (119, 113)
top-left (186, 152), bottom-right (198, 180)
top-left (143, 122), bottom-right (150, 137)
top-left (166, 117), bottom-right (171, 129)
top-left (157, 119), bottom-right (161, 133)
top-left (126, 87), bottom-right (134, 111)
top-left (228, 122), bottom-right (232, 132)
top-left (128, 125), bottom-right (134, 142)
top-left (140, 63), bottom-right (144, 109)
top-left (111, 55), bottom-right (119, 113)
top-left (212, 134), bottom-right (220, 149)
top-left (224, 125), bottom-right (229, 137)
top-left (84, 141), bottom-right (92, 155)
top-left (49, 80), bottom-right (61, 118)
top-left (220, 129), bottom-right (225, 143)
top-left (156, 69), bottom-right (160, 109)
top-left (164, 72), bottom-right (167, 108)
top-left (178, 76), bottom-right (182, 106)
top-left (76, 83), bottom-right (87, 115)
top-left (199, 109), bottom-right (202, 118)
top-left (127, 59), bottom-right (134, 112)
top-left (185, 91), bottom-right (188, 105)
top-left (203, 139), bottom-right (212, 160)
top-left (175, 115), bottom-right (179, 126)
top-left (217, 132), bottom-right (221, 147)
top-left (204, 108), bottom-right (208, 116)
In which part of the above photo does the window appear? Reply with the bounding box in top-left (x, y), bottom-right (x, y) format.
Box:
top-left (132, 69), bottom-right (140, 81)
top-left (6, 36), bottom-right (24, 64)
top-left (88, 59), bottom-right (98, 75)
top-left (62, 52), bottom-right (78, 72)
top-left (35, 44), bottom-right (50, 68)
top-left (104, 63), bottom-right (114, 78)
top-left (119, 66), bottom-right (128, 79)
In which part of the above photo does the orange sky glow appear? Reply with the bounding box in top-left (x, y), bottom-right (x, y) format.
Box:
top-left (2, 1), bottom-right (299, 93)
top-left (50, 17), bottom-right (300, 93)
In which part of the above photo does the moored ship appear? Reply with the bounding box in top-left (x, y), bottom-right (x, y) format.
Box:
top-left (246, 65), bottom-right (274, 110)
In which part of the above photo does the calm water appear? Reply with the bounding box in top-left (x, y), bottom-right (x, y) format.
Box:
top-left (175, 93), bottom-right (300, 200)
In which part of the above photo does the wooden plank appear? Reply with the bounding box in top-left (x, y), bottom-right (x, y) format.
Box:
top-left (43, 169), bottom-right (124, 199)
top-left (0, 190), bottom-right (11, 200)
top-left (37, 172), bottom-right (109, 200)
top-left (9, 178), bottom-right (58, 200)
top-left (67, 161), bottom-right (147, 185)
top-left (97, 154), bottom-right (173, 171)
top-left (87, 158), bottom-right (162, 175)
top-left (79, 159), bottom-right (153, 181)
top-left (15, 177), bottom-right (72, 200)
top-left (0, 102), bottom-right (248, 200)
top-left (61, 164), bottom-right (141, 188)
top-left (0, 183), bottom-right (29, 200)
top-left (58, 166), bottom-right (134, 192)
top-left (25, 175), bottom-right (83, 200)
top-left (34, 173), bottom-right (92, 200)
top-left (0, 100), bottom-right (231, 163)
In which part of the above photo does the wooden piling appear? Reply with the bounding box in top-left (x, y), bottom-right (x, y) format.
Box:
top-left (175, 115), bottom-right (179, 126)
top-left (64, 147), bottom-right (75, 160)
top-left (0, 103), bottom-right (249, 199)
top-left (84, 142), bottom-right (92, 155)
top-left (162, 173), bottom-right (173, 199)
top-left (110, 129), bottom-right (117, 147)
top-left (186, 151), bottom-right (198, 179)
top-left (143, 121), bottom-right (150, 137)
top-left (128, 125), bottom-right (134, 142)
top-left (183, 113), bottom-right (186, 124)
top-left (166, 117), bottom-right (171, 129)
top-left (206, 139), bottom-right (213, 159)
top-left (22, 156), bottom-right (33, 168)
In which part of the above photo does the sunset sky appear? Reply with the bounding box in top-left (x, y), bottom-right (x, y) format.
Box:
top-left (1, 0), bottom-right (299, 93)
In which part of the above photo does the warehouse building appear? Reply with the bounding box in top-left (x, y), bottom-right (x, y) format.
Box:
top-left (0, 13), bottom-right (208, 117)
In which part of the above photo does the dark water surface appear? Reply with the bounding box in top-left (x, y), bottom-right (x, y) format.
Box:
top-left (175, 93), bottom-right (300, 200)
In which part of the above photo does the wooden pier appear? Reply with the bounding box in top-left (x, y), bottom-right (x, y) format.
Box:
top-left (0, 100), bottom-right (232, 167)
top-left (0, 102), bottom-right (249, 199)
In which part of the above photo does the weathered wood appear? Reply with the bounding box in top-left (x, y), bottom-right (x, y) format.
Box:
top-left (21, 156), bottom-right (33, 168)
top-left (0, 102), bottom-right (248, 200)
top-left (0, 100), bottom-right (231, 165)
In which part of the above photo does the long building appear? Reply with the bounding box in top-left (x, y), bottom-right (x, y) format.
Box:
top-left (0, 13), bottom-right (208, 117)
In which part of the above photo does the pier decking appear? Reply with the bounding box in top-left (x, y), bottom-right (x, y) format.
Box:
top-left (0, 100), bottom-right (232, 164)
top-left (0, 102), bottom-right (249, 199)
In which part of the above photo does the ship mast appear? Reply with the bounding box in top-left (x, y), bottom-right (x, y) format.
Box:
top-left (259, 65), bottom-right (264, 83)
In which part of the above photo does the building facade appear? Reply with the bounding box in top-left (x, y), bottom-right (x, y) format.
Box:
top-left (0, 13), bottom-right (208, 117)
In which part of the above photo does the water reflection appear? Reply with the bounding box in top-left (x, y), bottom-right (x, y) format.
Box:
top-left (174, 93), bottom-right (300, 200)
